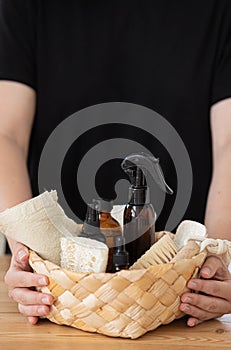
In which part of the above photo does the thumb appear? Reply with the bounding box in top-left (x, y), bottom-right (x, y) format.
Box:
top-left (200, 255), bottom-right (225, 279)
top-left (12, 242), bottom-right (30, 268)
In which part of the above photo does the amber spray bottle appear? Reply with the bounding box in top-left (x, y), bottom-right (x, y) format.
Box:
top-left (121, 153), bottom-right (173, 266)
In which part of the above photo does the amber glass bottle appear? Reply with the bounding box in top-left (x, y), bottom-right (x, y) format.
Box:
top-left (124, 202), bottom-right (155, 266)
top-left (95, 199), bottom-right (122, 272)
top-left (122, 167), bottom-right (156, 266)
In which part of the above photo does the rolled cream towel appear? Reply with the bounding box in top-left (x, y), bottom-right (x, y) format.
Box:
top-left (61, 236), bottom-right (109, 273)
top-left (0, 191), bottom-right (81, 265)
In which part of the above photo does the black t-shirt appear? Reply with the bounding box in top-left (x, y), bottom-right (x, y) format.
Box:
top-left (0, 0), bottom-right (231, 230)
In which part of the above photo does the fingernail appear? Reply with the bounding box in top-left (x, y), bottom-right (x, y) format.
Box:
top-left (182, 296), bottom-right (192, 303)
top-left (38, 307), bottom-right (46, 315)
top-left (42, 297), bottom-right (50, 305)
top-left (181, 305), bottom-right (190, 313)
top-left (188, 280), bottom-right (197, 289)
top-left (188, 319), bottom-right (196, 327)
top-left (201, 267), bottom-right (211, 276)
top-left (38, 277), bottom-right (47, 286)
top-left (17, 250), bottom-right (27, 260)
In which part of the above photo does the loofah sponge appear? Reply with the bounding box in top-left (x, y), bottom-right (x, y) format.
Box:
top-left (60, 236), bottom-right (109, 273)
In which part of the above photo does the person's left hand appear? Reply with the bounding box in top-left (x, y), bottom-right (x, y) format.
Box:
top-left (180, 255), bottom-right (231, 327)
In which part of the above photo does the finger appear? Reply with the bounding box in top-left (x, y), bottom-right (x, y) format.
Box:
top-left (186, 317), bottom-right (204, 327)
top-left (27, 316), bottom-right (39, 325)
top-left (18, 303), bottom-right (51, 317)
top-left (187, 279), bottom-right (231, 299)
top-left (179, 302), bottom-right (222, 321)
top-left (200, 256), bottom-right (229, 280)
top-left (5, 270), bottom-right (48, 289)
top-left (9, 288), bottom-right (54, 306)
top-left (12, 242), bottom-right (30, 270)
top-left (181, 292), bottom-right (231, 315)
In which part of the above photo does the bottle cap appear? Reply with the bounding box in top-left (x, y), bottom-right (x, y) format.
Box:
top-left (112, 253), bottom-right (129, 266)
top-left (112, 236), bottom-right (129, 267)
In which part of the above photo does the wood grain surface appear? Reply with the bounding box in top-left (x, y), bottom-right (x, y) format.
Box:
top-left (1, 255), bottom-right (231, 350)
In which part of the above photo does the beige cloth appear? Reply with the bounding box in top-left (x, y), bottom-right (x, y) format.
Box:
top-left (187, 236), bottom-right (231, 266)
top-left (0, 191), bottom-right (81, 264)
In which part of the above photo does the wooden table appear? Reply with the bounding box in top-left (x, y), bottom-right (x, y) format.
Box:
top-left (1, 255), bottom-right (231, 350)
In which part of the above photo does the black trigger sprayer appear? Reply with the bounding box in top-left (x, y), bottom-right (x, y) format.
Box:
top-left (121, 152), bottom-right (173, 265)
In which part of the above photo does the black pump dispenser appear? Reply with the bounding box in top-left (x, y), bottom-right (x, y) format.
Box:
top-left (122, 152), bottom-right (173, 265)
top-left (85, 204), bottom-right (99, 227)
top-left (80, 203), bottom-right (106, 244)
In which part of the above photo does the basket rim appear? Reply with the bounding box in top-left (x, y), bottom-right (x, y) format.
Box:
top-left (29, 250), bottom-right (207, 277)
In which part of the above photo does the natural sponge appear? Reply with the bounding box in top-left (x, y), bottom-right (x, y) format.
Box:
top-left (61, 236), bottom-right (109, 273)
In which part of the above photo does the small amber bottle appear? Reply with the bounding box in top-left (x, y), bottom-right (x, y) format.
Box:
top-left (112, 235), bottom-right (129, 272)
top-left (94, 199), bottom-right (122, 272)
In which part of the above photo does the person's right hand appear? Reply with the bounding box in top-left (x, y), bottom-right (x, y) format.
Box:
top-left (4, 242), bottom-right (54, 325)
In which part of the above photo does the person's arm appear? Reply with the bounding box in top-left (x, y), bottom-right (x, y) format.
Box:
top-left (0, 81), bottom-right (34, 250)
top-left (180, 98), bottom-right (231, 326)
top-left (205, 97), bottom-right (231, 239)
top-left (0, 81), bottom-right (53, 324)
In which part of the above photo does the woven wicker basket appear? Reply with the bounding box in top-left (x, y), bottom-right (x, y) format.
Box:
top-left (29, 247), bottom-right (207, 339)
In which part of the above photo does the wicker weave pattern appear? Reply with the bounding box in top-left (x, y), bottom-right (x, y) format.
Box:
top-left (29, 251), bottom-right (206, 339)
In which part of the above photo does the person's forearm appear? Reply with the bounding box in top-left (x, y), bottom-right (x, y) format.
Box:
top-left (0, 134), bottom-right (32, 251)
top-left (205, 147), bottom-right (231, 240)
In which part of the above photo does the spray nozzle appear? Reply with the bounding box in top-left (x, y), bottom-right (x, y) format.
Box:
top-left (122, 160), bottom-right (147, 188)
top-left (121, 152), bottom-right (173, 195)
